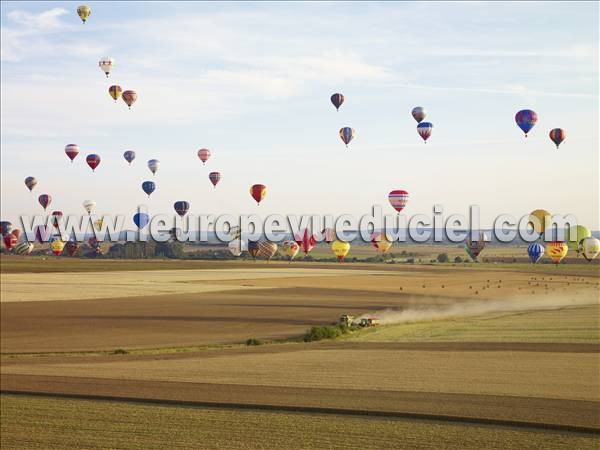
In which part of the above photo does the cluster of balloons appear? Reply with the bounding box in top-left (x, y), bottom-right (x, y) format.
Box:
top-left (515, 110), bottom-right (566, 148)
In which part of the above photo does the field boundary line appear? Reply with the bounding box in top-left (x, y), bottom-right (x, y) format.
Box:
top-left (3, 390), bottom-right (599, 435)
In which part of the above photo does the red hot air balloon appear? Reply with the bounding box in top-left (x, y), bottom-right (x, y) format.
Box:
top-left (198, 148), bottom-right (211, 165)
top-left (250, 184), bottom-right (267, 205)
top-left (38, 194), bottom-right (52, 211)
top-left (11, 229), bottom-right (21, 241)
top-left (295, 228), bottom-right (316, 255)
top-left (65, 144), bottom-right (80, 163)
top-left (209, 172), bottom-right (221, 188)
top-left (51, 211), bottom-right (63, 229)
top-left (388, 190), bottom-right (409, 213)
top-left (86, 154), bottom-right (101, 171)
top-left (3, 233), bottom-right (17, 250)
top-left (549, 128), bottom-right (566, 149)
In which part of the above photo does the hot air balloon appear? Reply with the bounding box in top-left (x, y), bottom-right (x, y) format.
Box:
top-left (258, 241), bottom-right (278, 261)
top-left (99, 57), bottom-right (115, 77)
top-left (65, 144), bottom-right (79, 163)
top-left (13, 242), bottom-right (34, 255)
top-left (123, 150), bottom-right (136, 165)
top-left (86, 154), bottom-right (101, 172)
top-left (108, 85), bottom-right (122, 102)
top-left (11, 229), bottom-right (21, 241)
top-left (24, 176), bottom-right (37, 192)
top-left (247, 241), bottom-right (260, 260)
top-left (209, 172), bottom-right (221, 188)
top-left (65, 241), bottom-right (79, 257)
top-left (0, 221), bottom-right (12, 236)
top-left (417, 122), bottom-right (433, 143)
top-left (174, 201), bottom-right (190, 217)
top-left (34, 225), bottom-right (51, 243)
top-left (3, 233), bottom-right (18, 251)
top-left (228, 239), bottom-right (247, 257)
top-left (142, 181), bottom-right (156, 197)
top-left (565, 225), bottom-right (591, 254)
top-left (529, 209), bottom-right (551, 236)
top-left (332, 240), bottom-right (350, 262)
top-left (321, 228), bottom-right (335, 243)
top-left (198, 148), bottom-right (211, 165)
top-left (580, 237), bottom-right (600, 262)
top-left (38, 194), bottom-right (51, 211)
top-left (50, 240), bottom-right (65, 256)
top-left (411, 106), bottom-right (427, 123)
top-left (388, 190), bottom-right (409, 213)
top-left (527, 242), bottom-right (545, 264)
top-left (94, 218), bottom-right (104, 231)
top-left (330, 93), bottom-right (344, 111)
top-left (82, 200), bottom-right (96, 214)
top-left (77, 5), bottom-right (91, 23)
top-left (295, 229), bottom-right (316, 255)
top-left (250, 184), bottom-right (267, 205)
top-left (547, 241), bottom-right (568, 265)
top-left (371, 231), bottom-right (392, 253)
top-left (148, 159), bottom-right (159, 175)
top-left (122, 90), bottom-right (137, 109)
top-left (282, 241), bottom-right (300, 262)
top-left (51, 211), bottom-right (63, 229)
top-left (549, 128), bottom-right (566, 149)
top-left (88, 236), bottom-right (102, 255)
top-left (228, 225), bottom-right (242, 240)
top-left (465, 231), bottom-right (487, 261)
top-left (133, 212), bottom-right (149, 229)
top-left (515, 110), bottom-right (537, 137)
top-left (339, 127), bottom-right (355, 147)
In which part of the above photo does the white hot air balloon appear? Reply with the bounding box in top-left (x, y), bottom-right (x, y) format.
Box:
top-left (98, 57), bottom-right (115, 77)
top-left (148, 159), bottom-right (160, 176)
top-left (580, 237), bottom-right (600, 262)
top-left (82, 200), bottom-right (96, 214)
top-left (228, 239), bottom-right (247, 257)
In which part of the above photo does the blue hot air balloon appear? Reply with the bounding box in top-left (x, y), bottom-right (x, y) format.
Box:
top-left (0, 221), bottom-right (12, 236)
top-left (174, 201), bottom-right (190, 217)
top-left (339, 127), bottom-right (355, 147)
top-left (133, 212), bottom-right (150, 229)
top-left (142, 181), bottom-right (156, 197)
top-left (330, 93), bottom-right (344, 111)
top-left (527, 242), bottom-right (545, 264)
top-left (515, 110), bottom-right (538, 137)
top-left (124, 150), bottom-right (136, 165)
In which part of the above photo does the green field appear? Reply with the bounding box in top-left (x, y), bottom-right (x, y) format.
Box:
top-left (2, 395), bottom-right (598, 450)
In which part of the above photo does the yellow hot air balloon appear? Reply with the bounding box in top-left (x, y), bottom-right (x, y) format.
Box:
top-left (371, 232), bottom-right (392, 253)
top-left (565, 225), bottom-right (591, 253)
top-left (546, 241), bottom-right (568, 265)
top-left (529, 209), bottom-right (551, 235)
top-left (332, 240), bottom-right (350, 262)
top-left (50, 240), bottom-right (65, 256)
top-left (109, 85), bottom-right (123, 102)
top-left (282, 241), bottom-right (300, 261)
top-left (77, 5), bottom-right (91, 23)
top-left (94, 218), bottom-right (103, 231)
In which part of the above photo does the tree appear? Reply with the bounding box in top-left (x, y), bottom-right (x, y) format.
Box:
top-left (437, 253), bottom-right (449, 263)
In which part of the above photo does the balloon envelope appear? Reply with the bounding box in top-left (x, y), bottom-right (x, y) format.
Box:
top-left (295, 229), bottom-right (316, 255)
top-left (282, 241), bottom-right (300, 260)
top-left (371, 232), bottom-right (392, 253)
top-left (547, 241), bottom-right (568, 264)
top-left (247, 241), bottom-right (260, 259)
top-left (339, 127), bottom-right (355, 147)
top-left (529, 209), bottom-right (551, 235)
top-left (65, 241), bottom-right (79, 257)
top-left (388, 190), bottom-right (409, 213)
top-left (133, 213), bottom-right (150, 229)
top-left (99, 57), bottom-right (115, 77)
top-left (0, 221), bottom-right (12, 236)
top-left (330, 93), bottom-right (344, 111)
top-left (3, 233), bottom-right (18, 250)
top-left (515, 109), bottom-right (537, 137)
top-left (142, 181), bottom-right (156, 197)
top-left (411, 107), bottom-right (427, 123)
top-left (148, 159), bottom-right (160, 175)
top-left (65, 144), bottom-right (79, 162)
top-left (527, 242), bottom-right (545, 264)
top-left (109, 85), bottom-right (122, 102)
top-left (86, 154), bottom-right (101, 171)
top-left (565, 225), bottom-right (591, 252)
top-left (209, 172), bottom-right (221, 187)
top-left (332, 240), bottom-right (350, 262)
top-left (257, 241), bottom-right (278, 261)
top-left (13, 242), bottom-right (34, 255)
top-left (198, 148), bottom-right (211, 164)
top-left (38, 194), bottom-right (51, 210)
top-left (25, 176), bottom-right (37, 192)
top-left (549, 128), bottom-right (566, 149)
top-left (228, 239), bottom-right (247, 257)
top-left (581, 237), bottom-right (600, 262)
top-left (465, 231), bottom-right (488, 261)
top-left (122, 90), bottom-right (137, 109)
top-left (82, 200), bottom-right (95, 214)
top-left (77, 5), bottom-right (91, 23)
top-left (124, 150), bottom-right (136, 164)
top-left (417, 122), bottom-right (433, 142)
top-left (250, 184), bottom-right (267, 205)
top-left (50, 240), bottom-right (65, 256)
top-left (174, 201), bottom-right (190, 217)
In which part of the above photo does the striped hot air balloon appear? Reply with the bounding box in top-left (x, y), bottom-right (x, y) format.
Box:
top-left (65, 144), bottom-right (79, 163)
top-left (549, 128), bottom-right (566, 149)
top-left (250, 184), bottom-right (267, 205)
top-left (417, 122), bottom-right (433, 143)
top-left (527, 242), bottom-right (545, 264)
top-left (330, 93), bottom-right (344, 111)
top-left (257, 241), bottom-right (278, 261)
top-left (108, 85), bottom-right (122, 102)
top-left (465, 231), bottom-right (488, 261)
top-left (209, 172), bottom-right (221, 188)
top-left (13, 242), bottom-right (34, 255)
top-left (388, 190), bottom-right (409, 213)
top-left (282, 241), bottom-right (300, 262)
top-left (38, 194), bottom-right (52, 211)
top-left (339, 127), bottom-right (355, 147)
top-left (24, 176), bottom-right (37, 192)
top-left (122, 90), bottom-right (137, 109)
top-left (515, 110), bottom-right (537, 137)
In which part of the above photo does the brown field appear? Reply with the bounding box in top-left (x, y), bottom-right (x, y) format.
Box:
top-left (2, 256), bottom-right (599, 447)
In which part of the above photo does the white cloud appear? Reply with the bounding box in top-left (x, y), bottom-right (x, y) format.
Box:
top-left (6, 7), bottom-right (68, 29)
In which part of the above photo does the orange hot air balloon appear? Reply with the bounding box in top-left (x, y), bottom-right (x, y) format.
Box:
top-left (250, 184), bottom-right (267, 205)
top-left (547, 241), bottom-right (568, 265)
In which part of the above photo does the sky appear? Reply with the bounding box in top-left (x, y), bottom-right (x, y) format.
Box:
top-left (1, 1), bottom-right (598, 230)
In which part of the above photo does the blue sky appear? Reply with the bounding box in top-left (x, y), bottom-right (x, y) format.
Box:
top-left (1, 1), bottom-right (598, 229)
